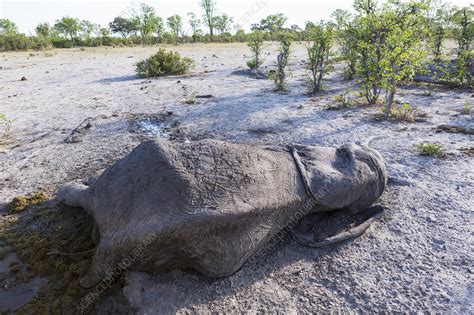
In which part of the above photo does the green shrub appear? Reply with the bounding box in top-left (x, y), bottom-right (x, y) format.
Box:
top-left (271, 32), bottom-right (292, 91)
top-left (184, 94), bottom-right (196, 104)
top-left (327, 90), bottom-right (353, 110)
top-left (306, 22), bottom-right (334, 94)
top-left (28, 36), bottom-right (52, 51)
top-left (136, 49), bottom-right (194, 78)
top-left (463, 101), bottom-right (472, 114)
top-left (373, 103), bottom-right (422, 122)
top-left (246, 58), bottom-right (262, 70)
top-left (0, 113), bottom-right (12, 139)
top-left (0, 33), bottom-right (29, 51)
top-left (416, 143), bottom-right (446, 158)
top-left (247, 31), bottom-right (265, 69)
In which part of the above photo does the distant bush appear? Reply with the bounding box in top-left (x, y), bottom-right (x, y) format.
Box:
top-left (135, 49), bottom-right (193, 78)
top-left (416, 143), bottom-right (446, 158)
top-left (0, 33), bottom-right (29, 51)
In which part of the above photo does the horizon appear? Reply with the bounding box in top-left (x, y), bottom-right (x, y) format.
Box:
top-left (1, 0), bottom-right (471, 35)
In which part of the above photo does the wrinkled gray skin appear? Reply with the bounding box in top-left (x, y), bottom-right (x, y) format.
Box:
top-left (57, 139), bottom-right (387, 288)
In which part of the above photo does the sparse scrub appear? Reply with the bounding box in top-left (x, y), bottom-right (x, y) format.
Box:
top-left (373, 103), bottom-right (423, 122)
top-left (305, 22), bottom-right (333, 94)
top-left (44, 52), bottom-right (54, 57)
top-left (463, 101), bottom-right (472, 114)
top-left (0, 113), bottom-right (12, 138)
top-left (327, 90), bottom-right (353, 110)
top-left (416, 143), bottom-right (446, 158)
top-left (271, 32), bottom-right (292, 91)
top-left (184, 94), bottom-right (196, 104)
top-left (246, 30), bottom-right (265, 69)
top-left (136, 49), bottom-right (193, 78)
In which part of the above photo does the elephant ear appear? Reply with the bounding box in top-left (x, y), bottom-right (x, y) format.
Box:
top-left (292, 205), bottom-right (384, 248)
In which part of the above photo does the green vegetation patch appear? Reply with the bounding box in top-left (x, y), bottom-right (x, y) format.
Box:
top-left (416, 143), bottom-right (446, 158)
top-left (136, 48), bottom-right (194, 78)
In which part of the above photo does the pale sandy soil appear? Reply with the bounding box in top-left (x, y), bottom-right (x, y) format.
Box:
top-left (0, 43), bottom-right (473, 313)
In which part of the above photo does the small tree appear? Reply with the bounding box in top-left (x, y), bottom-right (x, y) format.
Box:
top-left (35, 22), bottom-right (53, 38)
top-left (354, 0), bottom-right (429, 116)
top-left (451, 6), bottom-right (473, 87)
top-left (332, 9), bottom-right (358, 79)
top-left (252, 13), bottom-right (288, 35)
top-left (201, 0), bottom-right (216, 41)
top-left (54, 16), bottom-right (82, 44)
top-left (0, 19), bottom-right (18, 35)
top-left (167, 15), bottom-right (183, 43)
top-left (214, 14), bottom-right (233, 35)
top-left (247, 30), bottom-right (265, 69)
top-left (306, 22), bottom-right (334, 94)
top-left (272, 32), bottom-right (292, 91)
top-left (187, 13), bottom-right (201, 42)
top-left (109, 17), bottom-right (138, 39)
top-left (427, 2), bottom-right (453, 61)
top-left (81, 20), bottom-right (95, 39)
top-left (131, 3), bottom-right (163, 43)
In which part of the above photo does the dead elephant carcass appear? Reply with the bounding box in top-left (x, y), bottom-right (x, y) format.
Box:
top-left (57, 139), bottom-right (387, 287)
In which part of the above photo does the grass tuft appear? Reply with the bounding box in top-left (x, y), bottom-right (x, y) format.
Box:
top-left (416, 143), bottom-right (446, 158)
top-left (463, 101), bottom-right (472, 115)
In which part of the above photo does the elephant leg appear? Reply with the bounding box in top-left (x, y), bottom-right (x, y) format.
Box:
top-left (79, 244), bottom-right (118, 288)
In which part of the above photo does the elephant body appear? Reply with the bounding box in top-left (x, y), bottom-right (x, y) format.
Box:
top-left (57, 139), bottom-right (387, 287)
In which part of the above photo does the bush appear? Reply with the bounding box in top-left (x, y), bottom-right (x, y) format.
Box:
top-left (373, 103), bottom-right (423, 122)
top-left (416, 143), bottom-right (446, 158)
top-left (0, 33), bottom-right (28, 51)
top-left (246, 58), bottom-right (262, 70)
top-left (0, 113), bottom-right (12, 140)
top-left (28, 36), bottom-right (52, 51)
top-left (306, 22), bottom-right (334, 94)
top-left (136, 49), bottom-right (194, 78)
top-left (271, 32), bottom-right (292, 91)
top-left (327, 90), bottom-right (353, 110)
top-left (247, 31), bottom-right (265, 69)
top-left (463, 101), bottom-right (472, 114)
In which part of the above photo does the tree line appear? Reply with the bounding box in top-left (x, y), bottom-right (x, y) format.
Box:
top-left (0, 0), bottom-right (471, 54)
top-left (0, 1), bottom-right (297, 50)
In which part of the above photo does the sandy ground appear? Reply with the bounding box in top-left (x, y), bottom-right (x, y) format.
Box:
top-left (0, 43), bottom-right (473, 313)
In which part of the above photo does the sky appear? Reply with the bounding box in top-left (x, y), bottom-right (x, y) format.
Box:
top-left (0, 0), bottom-right (472, 35)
